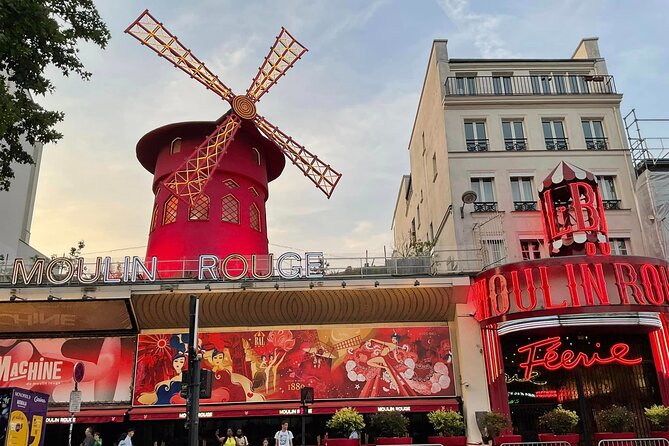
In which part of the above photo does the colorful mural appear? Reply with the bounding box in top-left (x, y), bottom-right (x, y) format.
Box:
top-left (0, 337), bottom-right (136, 403)
top-left (133, 326), bottom-right (454, 406)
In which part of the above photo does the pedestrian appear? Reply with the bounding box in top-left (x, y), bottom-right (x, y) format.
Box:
top-left (262, 438), bottom-right (270, 446)
top-left (235, 428), bottom-right (249, 446)
top-left (349, 430), bottom-right (359, 440)
top-left (216, 428), bottom-right (237, 446)
top-left (275, 420), bottom-right (293, 446)
top-left (93, 431), bottom-right (102, 446)
top-left (81, 427), bottom-right (95, 446)
top-left (118, 428), bottom-right (135, 446)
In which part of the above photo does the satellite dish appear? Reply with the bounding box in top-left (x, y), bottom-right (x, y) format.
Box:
top-left (462, 190), bottom-right (478, 204)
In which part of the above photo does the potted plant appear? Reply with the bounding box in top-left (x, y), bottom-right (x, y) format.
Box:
top-left (370, 411), bottom-right (411, 445)
top-left (325, 407), bottom-right (366, 446)
top-left (538, 406), bottom-right (580, 446)
top-left (645, 405), bottom-right (669, 440)
top-left (427, 409), bottom-right (466, 446)
top-left (594, 405), bottom-right (636, 442)
top-left (480, 411), bottom-right (519, 445)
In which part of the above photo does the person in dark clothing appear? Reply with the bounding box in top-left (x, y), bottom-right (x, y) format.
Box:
top-left (81, 427), bottom-right (95, 446)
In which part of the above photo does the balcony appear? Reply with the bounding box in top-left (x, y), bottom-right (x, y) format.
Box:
top-left (602, 199), bottom-right (622, 210)
top-left (586, 137), bottom-right (608, 150)
top-left (513, 201), bottom-right (538, 211)
top-left (466, 139), bottom-right (489, 152)
top-left (445, 75), bottom-right (617, 96)
top-left (505, 138), bottom-right (527, 151)
top-left (473, 202), bottom-right (498, 212)
top-left (545, 138), bottom-right (569, 151)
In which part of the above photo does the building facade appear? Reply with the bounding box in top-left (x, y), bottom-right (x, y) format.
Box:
top-left (392, 38), bottom-right (669, 442)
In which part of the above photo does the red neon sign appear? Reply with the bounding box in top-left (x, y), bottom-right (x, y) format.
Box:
top-left (517, 337), bottom-right (642, 380)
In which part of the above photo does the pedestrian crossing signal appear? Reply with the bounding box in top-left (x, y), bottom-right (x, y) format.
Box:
top-left (181, 369), bottom-right (213, 399)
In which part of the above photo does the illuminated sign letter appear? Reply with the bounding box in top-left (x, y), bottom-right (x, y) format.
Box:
top-left (132, 256), bottom-right (157, 282)
top-left (276, 252), bottom-right (302, 279)
top-left (305, 252), bottom-right (325, 279)
top-left (251, 254), bottom-right (273, 280)
top-left (11, 258), bottom-right (45, 285)
top-left (613, 262), bottom-right (645, 305)
top-left (45, 258), bottom-right (75, 285)
top-left (198, 255), bottom-right (219, 281)
top-left (221, 255), bottom-right (249, 281)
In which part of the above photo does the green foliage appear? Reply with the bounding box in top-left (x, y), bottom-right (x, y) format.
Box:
top-left (326, 407), bottom-right (365, 437)
top-left (538, 405), bottom-right (579, 435)
top-left (595, 405), bottom-right (634, 433)
top-left (427, 410), bottom-right (465, 437)
top-left (0, 0), bottom-right (111, 190)
top-left (645, 405), bottom-right (669, 430)
top-left (481, 412), bottom-right (509, 438)
top-left (370, 412), bottom-right (410, 438)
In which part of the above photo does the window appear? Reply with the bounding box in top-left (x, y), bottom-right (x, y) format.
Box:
top-left (455, 74), bottom-right (477, 95)
top-left (223, 178), bottom-right (239, 188)
top-left (410, 219), bottom-right (417, 244)
top-left (609, 238), bottom-right (629, 255)
top-left (249, 186), bottom-right (259, 198)
top-left (471, 178), bottom-right (496, 212)
top-left (170, 138), bottom-right (182, 154)
top-left (251, 147), bottom-right (261, 165)
top-left (150, 203), bottom-right (158, 233)
top-left (163, 196), bottom-right (178, 225)
top-left (221, 194), bottom-right (240, 224)
top-left (432, 153), bottom-right (437, 181)
top-left (569, 74), bottom-right (590, 94)
top-left (188, 194), bottom-right (210, 221)
top-left (530, 74), bottom-right (553, 95)
top-left (542, 120), bottom-right (568, 150)
top-left (511, 177), bottom-right (536, 211)
top-left (250, 203), bottom-right (261, 232)
top-left (582, 120), bottom-right (607, 150)
top-left (502, 120), bottom-right (526, 151)
top-left (597, 175), bottom-right (621, 209)
top-left (482, 240), bottom-right (506, 268)
top-left (417, 204), bottom-right (421, 229)
top-left (520, 240), bottom-right (542, 260)
top-left (465, 121), bottom-right (488, 151)
top-left (492, 75), bottom-right (512, 95)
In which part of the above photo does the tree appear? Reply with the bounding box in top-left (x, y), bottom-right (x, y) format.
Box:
top-left (0, 0), bottom-right (110, 190)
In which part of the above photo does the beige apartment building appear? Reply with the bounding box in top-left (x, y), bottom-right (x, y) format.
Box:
top-left (391, 37), bottom-right (648, 440)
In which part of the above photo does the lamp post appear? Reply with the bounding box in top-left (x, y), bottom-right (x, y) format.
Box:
top-left (187, 295), bottom-right (201, 446)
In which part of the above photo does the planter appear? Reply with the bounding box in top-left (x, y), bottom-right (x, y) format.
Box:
top-left (376, 438), bottom-right (413, 445)
top-left (428, 436), bottom-right (466, 446)
top-left (538, 433), bottom-right (579, 446)
top-left (593, 432), bottom-right (636, 443)
top-left (650, 432), bottom-right (669, 441)
top-left (325, 440), bottom-right (359, 446)
top-left (494, 434), bottom-right (521, 445)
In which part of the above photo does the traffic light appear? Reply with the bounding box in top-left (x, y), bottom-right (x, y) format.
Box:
top-left (300, 386), bottom-right (314, 405)
top-left (181, 369), bottom-right (213, 399)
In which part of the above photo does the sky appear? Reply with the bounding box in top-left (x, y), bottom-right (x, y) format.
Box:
top-left (26, 0), bottom-right (669, 261)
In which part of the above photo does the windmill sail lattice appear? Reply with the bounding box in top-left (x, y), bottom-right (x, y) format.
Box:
top-left (126, 10), bottom-right (341, 203)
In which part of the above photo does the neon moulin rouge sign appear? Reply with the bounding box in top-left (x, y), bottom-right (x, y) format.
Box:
top-left (517, 336), bottom-right (642, 380)
top-left (10, 252), bottom-right (325, 285)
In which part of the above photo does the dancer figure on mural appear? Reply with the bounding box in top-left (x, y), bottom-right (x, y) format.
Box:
top-left (137, 352), bottom-right (186, 405)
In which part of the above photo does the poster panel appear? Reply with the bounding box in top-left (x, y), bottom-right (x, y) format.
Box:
top-left (0, 337), bottom-right (136, 403)
top-left (133, 326), bottom-right (454, 406)
top-left (0, 388), bottom-right (48, 446)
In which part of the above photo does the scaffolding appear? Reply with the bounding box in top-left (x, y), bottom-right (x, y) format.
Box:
top-left (624, 109), bottom-right (669, 176)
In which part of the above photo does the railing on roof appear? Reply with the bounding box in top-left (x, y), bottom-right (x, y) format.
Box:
top-left (445, 74), bottom-right (616, 97)
top-left (0, 250), bottom-right (485, 285)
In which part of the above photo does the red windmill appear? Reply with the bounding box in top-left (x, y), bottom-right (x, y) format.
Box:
top-left (126, 11), bottom-right (341, 277)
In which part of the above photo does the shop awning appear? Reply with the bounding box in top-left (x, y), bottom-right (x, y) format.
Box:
top-left (129, 398), bottom-right (459, 421)
top-left (46, 407), bottom-right (129, 424)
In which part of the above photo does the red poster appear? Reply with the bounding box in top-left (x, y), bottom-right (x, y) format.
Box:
top-left (133, 326), bottom-right (454, 406)
top-left (0, 337), bottom-right (135, 403)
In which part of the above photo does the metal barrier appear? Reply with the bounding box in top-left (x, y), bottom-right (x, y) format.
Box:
top-left (598, 438), bottom-right (669, 446)
top-left (500, 441), bottom-right (571, 446)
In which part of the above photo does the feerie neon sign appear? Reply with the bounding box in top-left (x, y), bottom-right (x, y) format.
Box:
top-left (517, 336), bottom-right (642, 380)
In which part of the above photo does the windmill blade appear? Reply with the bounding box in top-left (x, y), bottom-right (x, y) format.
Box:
top-left (163, 114), bottom-right (242, 203)
top-left (126, 10), bottom-right (235, 103)
top-left (255, 116), bottom-right (341, 198)
top-left (246, 28), bottom-right (308, 103)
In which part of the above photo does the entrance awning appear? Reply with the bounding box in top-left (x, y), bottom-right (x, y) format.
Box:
top-left (128, 399), bottom-right (459, 421)
top-left (46, 407), bottom-right (129, 424)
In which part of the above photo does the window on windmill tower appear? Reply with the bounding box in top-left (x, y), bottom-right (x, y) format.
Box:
top-left (221, 194), bottom-right (240, 224)
top-left (150, 203), bottom-right (159, 232)
top-left (170, 137), bottom-right (182, 154)
top-left (250, 203), bottom-right (261, 232)
top-left (163, 196), bottom-right (179, 225)
top-left (252, 147), bottom-right (261, 166)
top-left (189, 194), bottom-right (210, 221)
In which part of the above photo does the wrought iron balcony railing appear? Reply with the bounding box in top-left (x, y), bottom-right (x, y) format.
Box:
top-left (473, 202), bottom-right (498, 212)
top-left (545, 138), bottom-right (569, 151)
top-left (602, 199), bottom-right (622, 210)
top-left (505, 138), bottom-right (527, 151)
top-left (586, 137), bottom-right (608, 150)
top-left (514, 201), bottom-right (538, 211)
top-left (466, 139), bottom-right (489, 152)
top-left (445, 75), bottom-right (616, 96)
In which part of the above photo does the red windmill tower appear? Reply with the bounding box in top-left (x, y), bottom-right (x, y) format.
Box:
top-left (126, 11), bottom-right (341, 276)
